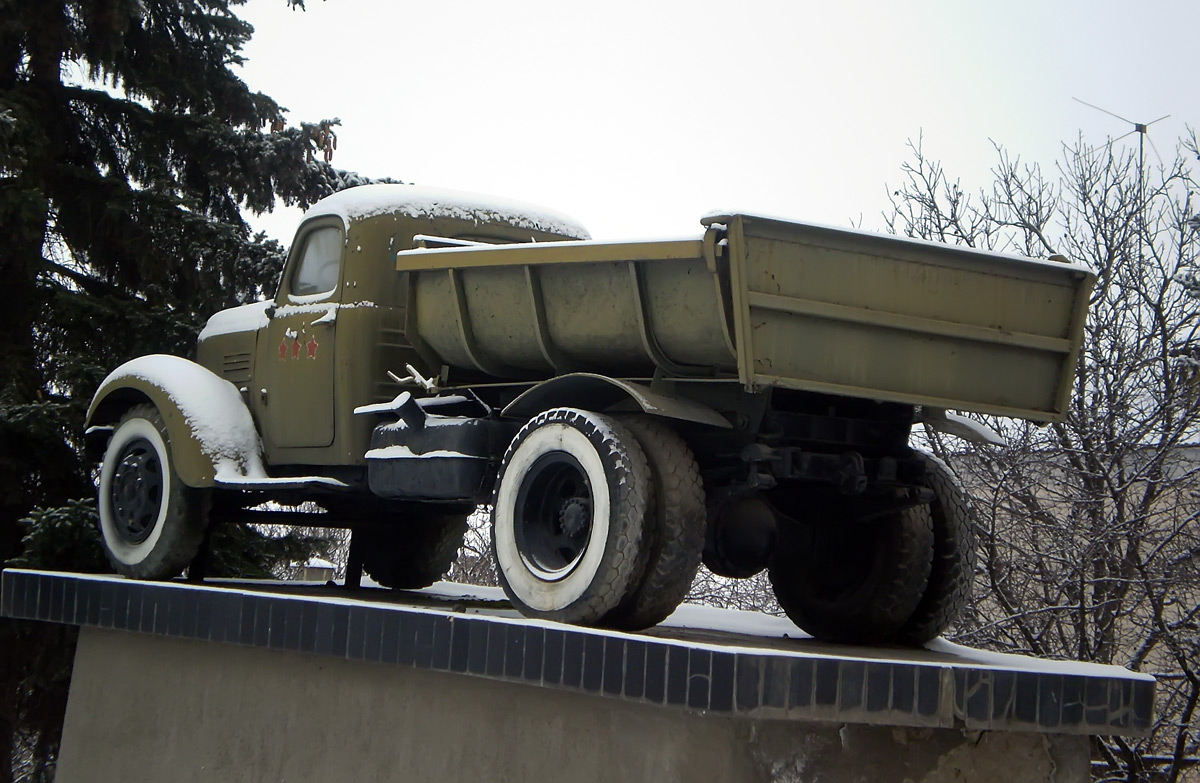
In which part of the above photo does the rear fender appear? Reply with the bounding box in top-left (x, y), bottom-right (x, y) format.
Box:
top-left (501, 373), bottom-right (730, 429)
top-left (85, 355), bottom-right (266, 488)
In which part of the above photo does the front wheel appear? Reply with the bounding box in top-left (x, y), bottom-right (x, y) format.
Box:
top-left (491, 408), bottom-right (650, 625)
top-left (97, 405), bottom-right (210, 579)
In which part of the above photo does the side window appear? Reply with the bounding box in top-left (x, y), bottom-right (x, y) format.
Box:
top-left (291, 226), bottom-right (343, 298)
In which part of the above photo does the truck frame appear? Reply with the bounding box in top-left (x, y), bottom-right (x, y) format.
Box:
top-left (85, 184), bottom-right (1095, 644)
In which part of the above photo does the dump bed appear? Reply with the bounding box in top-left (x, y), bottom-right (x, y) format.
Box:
top-left (397, 214), bottom-right (1095, 422)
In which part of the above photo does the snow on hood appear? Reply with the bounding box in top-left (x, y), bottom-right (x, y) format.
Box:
top-left (198, 300), bottom-right (273, 342)
top-left (304, 183), bottom-right (591, 240)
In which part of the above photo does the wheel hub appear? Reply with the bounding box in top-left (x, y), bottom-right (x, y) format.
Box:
top-left (514, 452), bottom-right (593, 580)
top-left (559, 497), bottom-right (590, 537)
top-left (110, 438), bottom-right (164, 545)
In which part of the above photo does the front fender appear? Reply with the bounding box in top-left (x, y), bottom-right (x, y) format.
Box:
top-left (85, 355), bottom-right (266, 488)
top-left (501, 373), bottom-right (731, 429)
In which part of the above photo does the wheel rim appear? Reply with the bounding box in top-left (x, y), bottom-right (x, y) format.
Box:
top-left (109, 437), bottom-right (164, 545)
top-left (513, 451), bottom-right (593, 580)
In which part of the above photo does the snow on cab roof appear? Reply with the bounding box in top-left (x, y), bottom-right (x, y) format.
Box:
top-left (304, 183), bottom-right (591, 240)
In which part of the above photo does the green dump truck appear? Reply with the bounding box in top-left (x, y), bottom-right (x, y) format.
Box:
top-left (85, 184), bottom-right (1095, 644)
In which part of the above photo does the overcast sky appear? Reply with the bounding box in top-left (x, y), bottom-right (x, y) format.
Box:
top-left (236, 0), bottom-right (1200, 243)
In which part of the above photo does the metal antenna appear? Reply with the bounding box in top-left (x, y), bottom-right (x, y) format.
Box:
top-left (1073, 97), bottom-right (1170, 182)
top-left (1074, 98), bottom-right (1171, 255)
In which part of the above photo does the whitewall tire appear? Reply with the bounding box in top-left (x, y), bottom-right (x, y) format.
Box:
top-left (491, 408), bottom-right (650, 624)
top-left (98, 405), bottom-right (210, 578)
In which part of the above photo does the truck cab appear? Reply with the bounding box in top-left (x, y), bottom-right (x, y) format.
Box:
top-left (195, 186), bottom-right (591, 476)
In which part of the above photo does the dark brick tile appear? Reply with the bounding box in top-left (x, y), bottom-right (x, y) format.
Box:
top-left (562, 632), bottom-right (584, 688)
top-left (522, 626), bottom-right (545, 682)
top-left (1085, 678), bottom-right (1110, 726)
top-left (37, 576), bottom-right (55, 620)
top-left (763, 658), bottom-right (789, 710)
top-left (330, 604), bottom-right (350, 657)
top-left (582, 634), bottom-right (604, 693)
top-left (602, 637), bottom-right (624, 696)
top-left (181, 592), bottom-right (201, 639)
top-left (1038, 675), bottom-right (1063, 729)
top-left (814, 659), bottom-right (839, 707)
top-left (1014, 673), bottom-right (1039, 723)
top-left (965, 670), bottom-right (991, 723)
top-left (313, 603), bottom-right (337, 656)
top-left (251, 597), bottom-right (272, 647)
top-left (624, 640), bottom-right (647, 700)
top-left (47, 577), bottom-right (65, 624)
top-left (838, 661), bottom-right (865, 712)
top-left (396, 615), bottom-right (417, 667)
top-left (83, 582), bottom-right (102, 626)
top-left (296, 603), bottom-right (317, 653)
top-left (467, 621), bottom-right (489, 675)
top-left (892, 665), bottom-right (916, 714)
top-left (1060, 677), bottom-right (1084, 727)
top-left (542, 629), bottom-right (565, 686)
top-left (917, 667), bottom-right (941, 717)
top-left (686, 647), bottom-right (712, 711)
top-left (953, 669), bottom-right (969, 716)
top-left (430, 616), bottom-right (452, 671)
top-left (666, 647), bottom-right (689, 706)
top-left (112, 581), bottom-right (135, 629)
top-left (710, 653), bottom-right (734, 713)
top-left (0, 572), bottom-right (14, 618)
top-left (380, 612), bottom-right (402, 664)
top-left (264, 599), bottom-right (285, 650)
top-left (865, 663), bottom-right (892, 712)
top-left (485, 620), bottom-right (507, 677)
top-left (363, 609), bottom-right (383, 662)
top-left (991, 671), bottom-right (1016, 721)
top-left (166, 590), bottom-right (186, 637)
top-left (414, 614), bottom-right (437, 669)
top-left (500, 624), bottom-right (524, 678)
top-left (736, 656), bottom-right (763, 712)
top-left (448, 618), bottom-right (469, 672)
top-left (194, 594), bottom-right (212, 641)
top-left (644, 644), bottom-right (667, 704)
top-left (347, 606), bottom-right (370, 660)
top-left (216, 593), bottom-right (242, 644)
top-left (1132, 682), bottom-right (1154, 730)
top-left (789, 659), bottom-right (815, 710)
top-left (97, 582), bottom-right (116, 629)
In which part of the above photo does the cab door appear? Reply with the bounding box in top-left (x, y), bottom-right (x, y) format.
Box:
top-left (260, 221), bottom-right (343, 450)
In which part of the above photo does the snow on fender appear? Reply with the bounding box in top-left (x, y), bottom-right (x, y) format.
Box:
top-left (86, 354), bottom-right (266, 487)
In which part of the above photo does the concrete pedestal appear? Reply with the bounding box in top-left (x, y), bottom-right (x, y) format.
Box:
top-left (1, 570), bottom-right (1151, 783)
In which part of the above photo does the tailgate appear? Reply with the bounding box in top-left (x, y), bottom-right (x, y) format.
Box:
top-left (718, 214), bottom-right (1095, 421)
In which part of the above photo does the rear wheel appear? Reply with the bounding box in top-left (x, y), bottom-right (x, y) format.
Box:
top-left (769, 503), bottom-right (933, 644)
top-left (98, 405), bottom-right (210, 579)
top-left (491, 408), bottom-right (650, 625)
top-left (603, 416), bottom-right (705, 630)
top-left (357, 510), bottom-right (471, 590)
top-left (897, 453), bottom-right (977, 644)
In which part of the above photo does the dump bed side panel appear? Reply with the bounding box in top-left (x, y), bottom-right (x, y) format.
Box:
top-left (400, 240), bottom-right (737, 380)
top-left (724, 215), bottom-right (1094, 421)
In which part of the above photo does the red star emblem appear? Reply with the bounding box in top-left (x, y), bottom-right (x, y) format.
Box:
top-left (306, 335), bottom-right (319, 359)
top-left (291, 338), bottom-right (302, 360)
top-left (278, 338), bottom-right (289, 359)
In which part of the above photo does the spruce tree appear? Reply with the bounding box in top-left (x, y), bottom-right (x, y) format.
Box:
top-left (0, 2), bottom-right (384, 777)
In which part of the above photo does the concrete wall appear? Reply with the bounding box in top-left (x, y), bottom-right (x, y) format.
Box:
top-left (57, 627), bottom-right (1089, 783)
